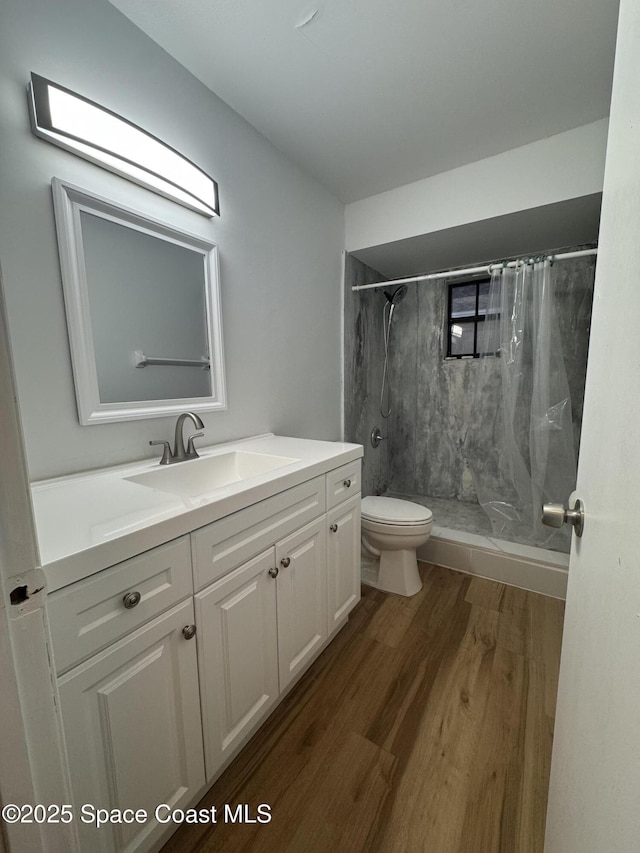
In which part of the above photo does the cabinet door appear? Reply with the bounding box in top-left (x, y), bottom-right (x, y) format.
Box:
top-left (195, 549), bottom-right (279, 781)
top-left (327, 495), bottom-right (361, 635)
top-left (276, 517), bottom-right (327, 691)
top-left (58, 599), bottom-right (204, 853)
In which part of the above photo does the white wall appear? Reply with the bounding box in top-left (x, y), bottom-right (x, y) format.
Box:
top-left (0, 0), bottom-right (344, 480)
top-left (345, 120), bottom-right (608, 252)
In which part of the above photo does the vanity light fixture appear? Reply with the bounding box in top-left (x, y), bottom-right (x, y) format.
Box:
top-left (27, 72), bottom-right (219, 217)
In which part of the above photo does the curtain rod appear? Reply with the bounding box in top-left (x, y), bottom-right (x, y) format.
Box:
top-left (350, 248), bottom-right (598, 292)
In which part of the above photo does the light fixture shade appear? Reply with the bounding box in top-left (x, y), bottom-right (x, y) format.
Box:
top-left (27, 73), bottom-right (219, 217)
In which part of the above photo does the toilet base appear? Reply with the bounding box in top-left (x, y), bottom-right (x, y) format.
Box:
top-left (361, 549), bottom-right (423, 597)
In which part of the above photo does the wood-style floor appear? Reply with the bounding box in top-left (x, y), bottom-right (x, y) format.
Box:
top-left (162, 563), bottom-right (564, 853)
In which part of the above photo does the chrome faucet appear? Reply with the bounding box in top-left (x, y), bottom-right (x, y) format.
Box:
top-left (150, 412), bottom-right (205, 465)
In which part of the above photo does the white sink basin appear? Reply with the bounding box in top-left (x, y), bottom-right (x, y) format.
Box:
top-left (126, 450), bottom-right (299, 498)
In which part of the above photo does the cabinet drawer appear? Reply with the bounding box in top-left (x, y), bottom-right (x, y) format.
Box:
top-left (48, 536), bottom-right (192, 674)
top-left (192, 476), bottom-right (325, 590)
top-left (326, 460), bottom-right (361, 509)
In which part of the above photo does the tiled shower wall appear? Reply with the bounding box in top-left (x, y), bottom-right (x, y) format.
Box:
top-left (343, 254), bottom-right (390, 497)
top-left (344, 251), bottom-right (595, 502)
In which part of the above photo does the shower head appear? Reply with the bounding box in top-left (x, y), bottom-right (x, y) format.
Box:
top-left (383, 285), bottom-right (409, 306)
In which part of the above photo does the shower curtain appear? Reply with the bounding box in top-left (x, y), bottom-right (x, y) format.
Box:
top-left (464, 259), bottom-right (577, 549)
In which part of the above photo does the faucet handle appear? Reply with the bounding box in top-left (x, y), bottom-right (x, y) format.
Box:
top-left (149, 440), bottom-right (173, 465)
top-left (186, 432), bottom-right (204, 459)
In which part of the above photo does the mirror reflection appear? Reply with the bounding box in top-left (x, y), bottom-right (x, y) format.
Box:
top-left (81, 212), bottom-right (210, 403)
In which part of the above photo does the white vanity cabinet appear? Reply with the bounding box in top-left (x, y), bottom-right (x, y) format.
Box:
top-left (194, 514), bottom-right (330, 782)
top-left (194, 548), bottom-right (280, 779)
top-left (191, 467), bottom-right (360, 783)
top-left (48, 538), bottom-right (204, 853)
top-left (275, 515), bottom-right (328, 691)
top-left (56, 598), bottom-right (205, 853)
top-left (43, 446), bottom-right (362, 853)
top-left (325, 460), bottom-right (361, 631)
top-left (326, 494), bottom-right (361, 634)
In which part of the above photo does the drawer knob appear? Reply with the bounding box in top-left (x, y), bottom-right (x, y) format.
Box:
top-left (280, 557), bottom-right (291, 568)
top-left (182, 625), bottom-right (197, 640)
top-left (123, 591), bottom-right (141, 609)
top-left (343, 479), bottom-right (352, 488)
top-left (268, 566), bottom-right (279, 579)
top-left (329, 523), bottom-right (338, 533)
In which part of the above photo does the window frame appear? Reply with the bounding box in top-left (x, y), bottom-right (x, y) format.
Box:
top-left (446, 277), bottom-right (497, 359)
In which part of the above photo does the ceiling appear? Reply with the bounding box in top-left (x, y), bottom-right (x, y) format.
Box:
top-left (107, 0), bottom-right (619, 205)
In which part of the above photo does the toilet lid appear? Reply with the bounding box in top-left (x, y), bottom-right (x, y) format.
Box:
top-left (361, 496), bottom-right (433, 525)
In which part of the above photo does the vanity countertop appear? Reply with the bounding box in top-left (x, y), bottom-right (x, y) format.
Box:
top-left (31, 434), bottom-right (363, 592)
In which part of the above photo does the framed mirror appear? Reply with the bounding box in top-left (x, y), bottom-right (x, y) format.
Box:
top-left (52, 178), bottom-right (226, 425)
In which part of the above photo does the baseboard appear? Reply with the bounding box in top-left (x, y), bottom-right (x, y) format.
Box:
top-left (418, 526), bottom-right (569, 599)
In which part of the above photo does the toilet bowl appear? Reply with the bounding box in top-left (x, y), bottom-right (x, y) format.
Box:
top-left (360, 496), bottom-right (433, 597)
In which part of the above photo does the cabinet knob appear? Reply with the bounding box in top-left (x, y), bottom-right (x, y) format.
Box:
top-left (182, 625), bottom-right (197, 640)
top-left (268, 566), bottom-right (279, 578)
top-left (329, 523), bottom-right (338, 533)
top-left (343, 479), bottom-right (352, 488)
top-left (280, 557), bottom-right (291, 568)
top-left (123, 591), bottom-right (141, 609)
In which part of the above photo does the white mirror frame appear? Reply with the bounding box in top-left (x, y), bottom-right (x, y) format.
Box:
top-left (51, 177), bottom-right (227, 425)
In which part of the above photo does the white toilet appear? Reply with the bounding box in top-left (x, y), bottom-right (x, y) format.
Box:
top-left (360, 496), bottom-right (433, 597)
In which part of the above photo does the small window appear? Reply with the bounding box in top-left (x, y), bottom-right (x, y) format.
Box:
top-left (446, 278), bottom-right (497, 358)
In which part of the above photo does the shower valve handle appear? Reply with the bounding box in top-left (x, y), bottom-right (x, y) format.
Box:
top-left (371, 427), bottom-right (387, 448)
